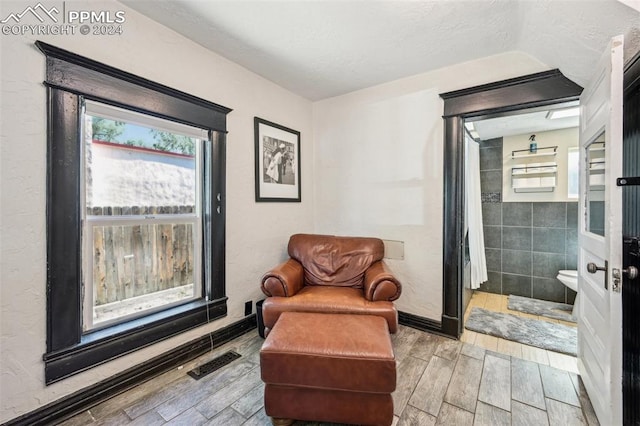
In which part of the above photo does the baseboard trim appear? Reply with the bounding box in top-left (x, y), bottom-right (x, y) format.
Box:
top-left (441, 315), bottom-right (460, 338)
top-left (398, 311), bottom-right (443, 334)
top-left (3, 315), bottom-right (257, 426)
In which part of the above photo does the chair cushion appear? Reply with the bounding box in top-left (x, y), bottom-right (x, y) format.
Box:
top-left (288, 234), bottom-right (384, 288)
top-left (261, 286), bottom-right (398, 334)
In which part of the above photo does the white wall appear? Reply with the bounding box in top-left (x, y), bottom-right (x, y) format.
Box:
top-left (312, 52), bottom-right (549, 320)
top-left (502, 127), bottom-right (579, 202)
top-left (0, 0), bottom-right (313, 421)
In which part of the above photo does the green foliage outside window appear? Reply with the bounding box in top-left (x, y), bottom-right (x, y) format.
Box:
top-left (91, 117), bottom-right (195, 155)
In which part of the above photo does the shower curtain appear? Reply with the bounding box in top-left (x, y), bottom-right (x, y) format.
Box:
top-left (465, 133), bottom-right (488, 289)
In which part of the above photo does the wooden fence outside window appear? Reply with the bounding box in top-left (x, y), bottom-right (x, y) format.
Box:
top-left (88, 205), bottom-right (195, 305)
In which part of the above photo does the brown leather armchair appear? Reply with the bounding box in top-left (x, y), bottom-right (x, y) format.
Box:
top-left (260, 234), bottom-right (402, 336)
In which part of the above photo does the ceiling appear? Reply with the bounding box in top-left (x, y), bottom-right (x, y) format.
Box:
top-left (123, 0), bottom-right (640, 101)
top-left (470, 103), bottom-right (580, 140)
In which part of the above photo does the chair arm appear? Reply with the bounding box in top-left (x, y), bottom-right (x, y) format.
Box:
top-left (261, 259), bottom-right (304, 297)
top-left (363, 261), bottom-right (402, 301)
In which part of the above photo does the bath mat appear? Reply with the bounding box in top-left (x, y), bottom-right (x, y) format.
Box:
top-left (465, 307), bottom-right (577, 356)
top-left (508, 294), bottom-right (575, 323)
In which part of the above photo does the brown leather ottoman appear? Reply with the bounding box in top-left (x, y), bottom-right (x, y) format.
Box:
top-left (260, 312), bottom-right (396, 426)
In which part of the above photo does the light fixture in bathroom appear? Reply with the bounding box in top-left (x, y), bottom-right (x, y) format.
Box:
top-left (546, 107), bottom-right (580, 119)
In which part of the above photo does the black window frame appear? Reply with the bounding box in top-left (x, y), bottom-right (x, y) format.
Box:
top-left (37, 41), bottom-right (231, 384)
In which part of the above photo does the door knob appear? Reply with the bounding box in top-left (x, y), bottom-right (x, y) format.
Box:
top-left (586, 262), bottom-right (607, 273)
top-left (623, 266), bottom-right (638, 280)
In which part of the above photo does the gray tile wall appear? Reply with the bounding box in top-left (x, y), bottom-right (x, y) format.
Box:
top-left (477, 138), bottom-right (578, 304)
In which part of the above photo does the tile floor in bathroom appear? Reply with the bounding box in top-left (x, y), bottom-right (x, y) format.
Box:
top-left (462, 290), bottom-right (578, 374)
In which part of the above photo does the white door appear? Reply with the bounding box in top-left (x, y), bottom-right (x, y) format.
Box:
top-left (577, 35), bottom-right (624, 425)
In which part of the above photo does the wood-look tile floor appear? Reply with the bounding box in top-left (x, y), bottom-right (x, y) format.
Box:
top-left (60, 303), bottom-right (598, 425)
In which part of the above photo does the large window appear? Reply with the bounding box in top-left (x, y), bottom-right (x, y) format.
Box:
top-left (83, 102), bottom-right (206, 330)
top-left (38, 41), bottom-right (230, 383)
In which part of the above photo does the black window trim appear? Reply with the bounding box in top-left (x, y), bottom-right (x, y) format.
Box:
top-left (37, 41), bottom-right (232, 384)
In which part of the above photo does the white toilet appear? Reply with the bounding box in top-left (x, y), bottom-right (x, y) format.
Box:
top-left (556, 269), bottom-right (578, 317)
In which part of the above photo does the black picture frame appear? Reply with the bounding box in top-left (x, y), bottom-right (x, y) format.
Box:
top-left (254, 117), bottom-right (301, 202)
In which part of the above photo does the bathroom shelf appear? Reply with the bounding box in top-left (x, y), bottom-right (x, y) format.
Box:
top-left (511, 163), bottom-right (557, 193)
top-left (511, 145), bottom-right (558, 159)
top-left (510, 145), bottom-right (558, 193)
top-left (512, 182), bottom-right (557, 193)
top-left (511, 164), bottom-right (558, 175)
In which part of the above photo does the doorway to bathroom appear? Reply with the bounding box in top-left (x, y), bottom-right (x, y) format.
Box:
top-left (461, 105), bottom-right (581, 368)
top-left (442, 44), bottom-right (632, 423)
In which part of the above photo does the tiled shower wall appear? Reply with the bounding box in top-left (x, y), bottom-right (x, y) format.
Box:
top-left (478, 138), bottom-right (578, 304)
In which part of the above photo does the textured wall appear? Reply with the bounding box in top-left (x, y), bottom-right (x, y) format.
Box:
top-left (312, 52), bottom-right (549, 320)
top-left (0, 1), bottom-right (313, 421)
top-left (90, 142), bottom-right (196, 206)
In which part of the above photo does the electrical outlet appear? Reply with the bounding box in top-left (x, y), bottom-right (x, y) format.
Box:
top-left (244, 301), bottom-right (252, 316)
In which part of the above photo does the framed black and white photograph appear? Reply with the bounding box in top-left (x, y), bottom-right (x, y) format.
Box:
top-left (254, 117), bottom-right (301, 202)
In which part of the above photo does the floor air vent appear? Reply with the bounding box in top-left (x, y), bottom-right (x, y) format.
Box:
top-left (187, 351), bottom-right (241, 380)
